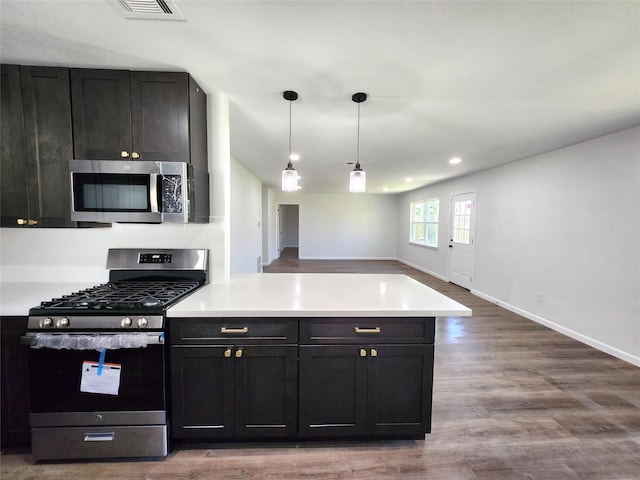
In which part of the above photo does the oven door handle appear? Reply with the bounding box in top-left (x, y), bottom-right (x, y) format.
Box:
top-left (21, 332), bottom-right (165, 349)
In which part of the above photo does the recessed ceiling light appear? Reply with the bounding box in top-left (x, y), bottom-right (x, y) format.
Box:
top-left (449, 157), bottom-right (462, 165)
top-left (289, 153), bottom-right (300, 161)
top-left (405, 177), bottom-right (413, 182)
top-left (383, 187), bottom-right (389, 192)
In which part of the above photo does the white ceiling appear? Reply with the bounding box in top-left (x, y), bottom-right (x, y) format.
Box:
top-left (1, 0), bottom-right (639, 194)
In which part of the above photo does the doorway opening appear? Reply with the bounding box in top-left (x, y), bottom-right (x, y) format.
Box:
top-left (277, 204), bottom-right (299, 259)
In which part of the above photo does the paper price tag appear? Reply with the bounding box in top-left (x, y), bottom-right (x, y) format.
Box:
top-left (80, 361), bottom-right (121, 396)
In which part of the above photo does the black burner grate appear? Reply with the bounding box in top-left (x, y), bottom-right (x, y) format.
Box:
top-left (38, 281), bottom-right (202, 311)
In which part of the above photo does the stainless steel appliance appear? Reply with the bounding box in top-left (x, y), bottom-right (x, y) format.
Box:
top-left (69, 160), bottom-right (210, 224)
top-left (23, 248), bottom-right (208, 461)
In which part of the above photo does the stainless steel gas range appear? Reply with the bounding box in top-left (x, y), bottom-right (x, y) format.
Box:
top-left (23, 248), bottom-right (208, 461)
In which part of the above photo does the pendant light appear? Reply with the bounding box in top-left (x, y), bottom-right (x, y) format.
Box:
top-left (350, 92), bottom-right (367, 193)
top-left (282, 90), bottom-right (299, 192)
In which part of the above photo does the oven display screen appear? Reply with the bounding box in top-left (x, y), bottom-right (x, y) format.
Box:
top-left (139, 253), bottom-right (172, 264)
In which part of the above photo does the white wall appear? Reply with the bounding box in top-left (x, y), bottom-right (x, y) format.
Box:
top-left (230, 157), bottom-right (263, 274)
top-left (0, 92), bottom-right (232, 283)
top-left (272, 192), bottom-right (398, 260)
top-left (398, 126), bottom-right (640, 365)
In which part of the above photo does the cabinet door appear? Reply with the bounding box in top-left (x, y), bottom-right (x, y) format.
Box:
top-left (0, 65), bottom-right (30, 226)
top-left (366, 344), bottom-right (434, 436)
top-left (130, 72), bottom-right (189, 162)
top-left (71, 69), bottom-right (132, 160)
top-left (20, 66), bottom-right (75, 227)
top-left (234, 345), bottom-right (297, 438)
top-left (188, 75), bottom-right (208, 171)
top-left (298, 345), bottom-right (368, 437)
top-left (170, 346), bottom-right (235, 439)
top-left (1, 317), bottom-right (30, 446)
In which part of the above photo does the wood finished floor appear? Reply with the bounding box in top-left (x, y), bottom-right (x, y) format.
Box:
top-left (2, 251), bottom-right (639, 479)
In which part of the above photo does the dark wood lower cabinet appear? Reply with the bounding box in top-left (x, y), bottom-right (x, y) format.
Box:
top-left (0, 317), bottom-right (31, 447)
top-left (169, 317), bottom-right (435, 442)
top-left (170, 344), bottom-right (298, 440)
top-left (298, 344), bottom-right (433, 438)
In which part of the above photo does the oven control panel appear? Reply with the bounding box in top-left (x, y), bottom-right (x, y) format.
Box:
top-left (27, 315), bottom-right (164, 330)
top-left (139, 253), bottom-right (172, 264)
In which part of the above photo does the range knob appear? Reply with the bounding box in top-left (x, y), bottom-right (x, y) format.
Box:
top-left (137, 317), bottom-right (148, 328)
top-left (56, 317), bottom-right (70, 328)
top-left (121, 317), bottom-right (133, 328)
top-left (40, 317), bottom-right (54, 328)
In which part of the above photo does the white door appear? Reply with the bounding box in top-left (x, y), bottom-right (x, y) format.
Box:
top-left (448, 192), bottom-right (475, 290)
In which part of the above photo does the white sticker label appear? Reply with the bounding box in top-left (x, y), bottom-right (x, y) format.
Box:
top-left (80, 361), bottom-right (121, 396)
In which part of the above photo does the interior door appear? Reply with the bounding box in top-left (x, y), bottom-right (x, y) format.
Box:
top-left (448, 192), bottom-right (475, 290)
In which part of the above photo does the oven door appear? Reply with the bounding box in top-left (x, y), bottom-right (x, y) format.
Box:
top-left (24, 332), bottom-right (166, 425)
top-left (23, 332), bottom-right (169, 460)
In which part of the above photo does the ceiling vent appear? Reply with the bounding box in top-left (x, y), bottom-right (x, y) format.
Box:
top-left (113, 0), bottom-right (185, 20)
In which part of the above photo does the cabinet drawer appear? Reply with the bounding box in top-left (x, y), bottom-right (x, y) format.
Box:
top-left (170, 318), bottom-right (297, 345)
top-left (300, 317), bottom-right (434, 344)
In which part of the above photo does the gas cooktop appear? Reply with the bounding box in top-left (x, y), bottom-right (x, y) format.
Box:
top-left (27, 248), bottom-right (208, 330)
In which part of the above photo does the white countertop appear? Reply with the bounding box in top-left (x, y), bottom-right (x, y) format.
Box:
top-left (168, 273), bottom-right (471, 318)
top-left (0, 282), bottom-right (99, 316)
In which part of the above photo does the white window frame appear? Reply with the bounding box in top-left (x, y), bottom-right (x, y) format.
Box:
top-left (409, 198), bottom-right (439, 247)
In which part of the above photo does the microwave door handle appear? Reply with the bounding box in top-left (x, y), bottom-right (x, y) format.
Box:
top-left (149, 173), bottom-right (160, 213)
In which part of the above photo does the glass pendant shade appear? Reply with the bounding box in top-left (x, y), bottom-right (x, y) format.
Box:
top-left (282, 161), bottom-right (298, 192)
top-left (349, 162), bottom-right (366, 193)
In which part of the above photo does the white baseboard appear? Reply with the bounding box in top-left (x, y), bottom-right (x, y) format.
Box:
top-left (472, 290), bottom-right (640, 368)
top-left (396, 258), bottom-right (449, 282)
top-left (298, 256), bottom-right (397, 261)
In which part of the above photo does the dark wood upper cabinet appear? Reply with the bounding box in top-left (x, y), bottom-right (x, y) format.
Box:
top-left (70, 69), bottom-right (131, 161)
top-left (71, 69), bottom-right (208, 169)
top-left (1, 65), bottom-right (30, 225)
top-left (0, 64), bottom-right (75, 228)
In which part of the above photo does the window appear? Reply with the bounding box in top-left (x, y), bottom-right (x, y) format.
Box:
top-left (452, 199), bottom-right (472, 245)
top-left (410, 198), bottom-right (439, 247)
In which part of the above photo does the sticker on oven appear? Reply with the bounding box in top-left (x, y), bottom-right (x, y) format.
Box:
top-left (80, 361), bottom-right (121, 396)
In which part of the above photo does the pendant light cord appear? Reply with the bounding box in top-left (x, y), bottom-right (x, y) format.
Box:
top-left (356, 102), bottom-right (360, 167)
top-left (288, 100), bottom-right (292, 162)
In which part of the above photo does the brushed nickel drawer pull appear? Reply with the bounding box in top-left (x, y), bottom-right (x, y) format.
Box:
top-left (221, 327), bottom-right (249, 334)
top-left (354, 327), bottom-right (381, 334)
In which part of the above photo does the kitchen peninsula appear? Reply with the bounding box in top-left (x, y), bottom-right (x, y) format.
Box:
top-left (168, 273), bottom-right (471, 442)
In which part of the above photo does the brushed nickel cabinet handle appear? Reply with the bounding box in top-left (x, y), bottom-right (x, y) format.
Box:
top-left (354, 327), bottom-right (381, 334)
top-left (235, 348), bottom-right (243, 358)
top-left (121, 150), bottom-right (129, 158)
top-left (224, 348), bottom-right (232, 358)
top-left (221, 327), bottom-right (249, 334)
top-left (370, 348), bottom-right (378, 357)
top-left (360, 348), bottom-right (367, 357)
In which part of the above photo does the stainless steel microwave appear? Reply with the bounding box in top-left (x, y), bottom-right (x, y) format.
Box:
top-left (70, 160), bottom-right (210, 223)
